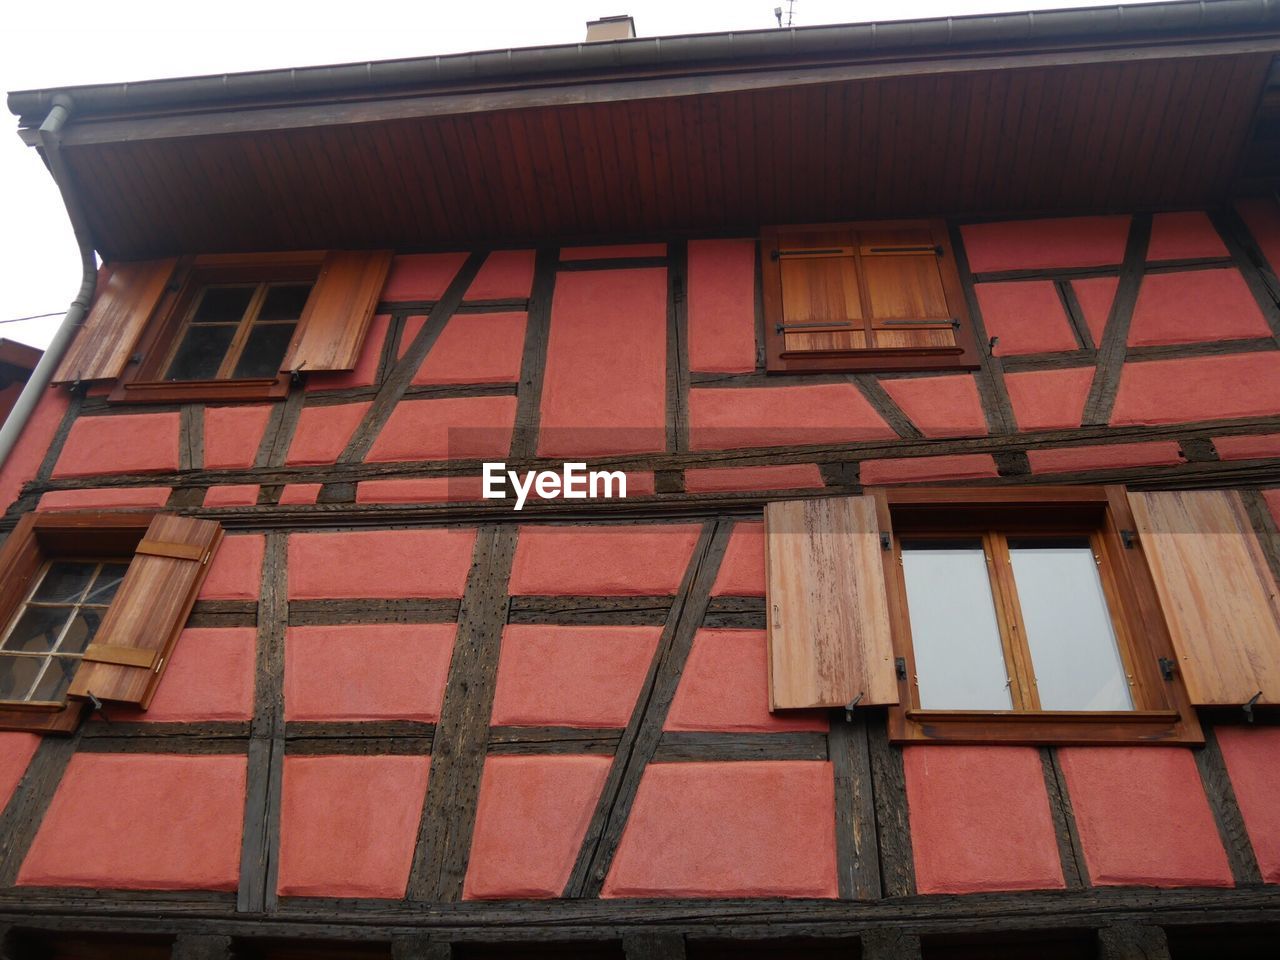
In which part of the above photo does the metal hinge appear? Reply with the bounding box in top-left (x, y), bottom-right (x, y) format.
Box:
top-left (1158, 657), bottom-right (1176, 681)
top-left (1120, 529), bottom-right (1137, 549)
top-left (895, 657), bottom-right (907, 680)
top-left (880, 532), bottom-right (891, 551)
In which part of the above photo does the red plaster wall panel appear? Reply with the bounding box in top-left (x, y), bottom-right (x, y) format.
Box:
top-left (305, 313), bottom-right (389, 391)
top-left (860, 454), bottom-right (998, 485)
top-left (687, 238), bottom-right (757, 374)
top-left (683, 464), bottom-right (825, 494)
top-left (356, 477), bottom-right (485, 504)
top-left (508, 524), bottom-right (700, 596)
top-left (464, 755), bottom-right (611, 899)
top-left (1127, 269), bottom-right (1269, 347)
top-left (880, 375), bottom-right (988, 438)
top-left (538, 269), bottom-right (667, 457)
top-left (904, 746), bottom-right (1065, 894)
top-left (1072, 276), bottom-right (1118, 347)
top-left (602, 761), bottom-right (838, 898)
top-left (490, 624), bottom-right (661, 728)
top-left (288, 528), bottom-right (477, 599)
top-left (974, 281), bottom-right (1078, 356)
top-left (1026, 441), bottom-right (1182, 474)
top-left (199, 534), bottom-right (264, 601)
top-left (277, 755), bottom-right (429, 898)
top-left (1214, 433), bottom-right (1280, 460)
top-left (37, 487), bottom-right (171, 511)
top-left (666, 629), bottom-right (826, 733)
top-left (1216, 726), bottom-right (1280, 883)
top-left (1111, 353), bottom-right (1280, 426)
top-left (203, 484), bottom-right (260, 508)
top-left (399, 315), bottom-right (427, 358)
top-left (1237, 198), bottom-right (1280, 275)
top-left (0, 733), bottom-right (39, 810)
top-left (0, 388), bottom-right (68, 511)
top-left (711, 521), bottom-right (764, 597)
top-left (285, 624), bottom-right (455, 722)
top-left (18, 754), bottom-right (246, 891)
top-left (366, 396), bottom-right (517, 462)
top-left (203, 405), bottom-right (272, 469)
top-left (466, 249), bottom-right (536, 300)
top-left (277, 483), bottom-right (321, 505)
top-left (52, 412), bottom-right (179, 478)
top-left (1057, 747), bottom-right (1232, 887)
top-left (562, 243), bottom-right (666, 260)
top-left (381, 252), bottom-right (468, 301)
top-left (689, 384), bottom-right (894, 450)
top-left (1147, 211), bottom-right (1229, 261)
top-left (105, 628), bottom-right (255, 723)
top-left (284, 402), bottom-right (370, 466)
top-left (961, 216), bottom-right (1131, 273)
top-left (1266, 489), bottom-right (1280, 527)
top-left (413, 313), bottom-right (526, 385)
top-left (1006, 367), bottom-right (1094, 431)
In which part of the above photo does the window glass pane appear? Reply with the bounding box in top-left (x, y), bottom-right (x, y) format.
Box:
top-left (32, 657), bottom-right (77, 703)
top-left (0, 654), bottom-right (42, 700)
top-left (85, 563), bottom-right (129, 605)
top-left (901, 541), bottom-right (1013, 710)
top-left (1009, 539), bottom-right (1134, 711)
top-left (192, 286), bottom-right (254, 324)
top-left (2, 606), bottom-right (73, 653)
top-left (165, 325), bottom-right (237, 380)
top-left (233, 322), bottom-right (296, 379)
top-left (258, 283), bottom-right (313, 322)
top-left (32, 561), bottom-right (96, 603)
top-left (57, 609), bottom-right (105, 656)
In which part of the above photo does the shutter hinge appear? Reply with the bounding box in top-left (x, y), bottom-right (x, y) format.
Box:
top-left (1158, 657), bottom-right (1176, 681)
top-left (895, 657), bottom-right (907, 680)
top-left (1121, 529), bottom-right (1137, 549)
top-left (880, 532), bottom-right (891, 551)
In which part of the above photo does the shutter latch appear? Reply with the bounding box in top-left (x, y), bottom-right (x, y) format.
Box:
top-left (1120, 529), bottom-right (1137, 549)
top-left (895, 657), bottom-right (907, 680)
top-left (1244, 690), bottom-right (1262, 723)
top-left (1158, 657), bottom-right (1176, 681)
top-left (844, 692), bottom-right (864, 723)
top-left (880, 532), bottom-right (891, 551)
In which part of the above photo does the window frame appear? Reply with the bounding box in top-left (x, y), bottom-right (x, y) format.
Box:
top-left (869, 485), bottom-right (1202, 745)
top-left (761, 218), bottom-right (983, 374)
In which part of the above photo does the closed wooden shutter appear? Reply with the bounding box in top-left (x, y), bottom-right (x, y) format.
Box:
top-left (860, 229), bottom-right (958, 350)
top-left (765, 496), bottom-right (898, 710)
top-left (281, 249), bottom-right (393, 373)
top-left (53, 259), bottom-right (177, 383)
top-left (1128, 490), bottom-right (1280, 706)
top-left (68, 514), bottom-right (223, 708)
top-left (777, 230), bottom-right (865, 352)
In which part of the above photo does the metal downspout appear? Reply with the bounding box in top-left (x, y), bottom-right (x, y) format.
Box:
top-left (0, 94), bottom-right (97, 468)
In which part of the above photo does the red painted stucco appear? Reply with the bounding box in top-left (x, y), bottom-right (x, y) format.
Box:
top-left (666, 629), bottom-right (826, 733)
top-left (366, 396), bottom-right (517, 462)
top-left (1006, 367), bottom-right (1094, 431)
top-left (1072, 276), bottom-right (1118, 346)
top-left (490, 624), bottom-right (661, 728)
top-left (356, 477), bottom-right (485, 503)
top-left (1266, 489), bottom-right (1280, 527)
top-left (1215, 726), bottom-right (1280, 883)
top-left (1128, 269), bottom-right (1269, 347)
top-left (285, 402), bottom-right (370, 465)
top-left (975, 281), bottom-right (1078, 356)
top-left (961, 216), bottom-right (1131, 273)
top-left (203, 484), bottom-right (260, 507)
top-left (399, 315), bottom-right (428, 358)
top-left (288, 528), bottom-right (477, 599)
top-left (467, 249), bottom-right (536, 300)
top-left (413, 313), bottom-right (526, 385)
top-left (1026, 441), bottom-right (1182, 474)
top-left (683, 464), bottom-right (825, 494)
top-left (880, 375), bottom-right (988, 438)
top-left (277, 483), bottom-right (322, 505)
top-left (508, 524), bottom-right (700, 596)
top-left (277, 755), bottom-right (429, 898)
top-left (1111, 353), bottom-right (1280, 426)
top-left (537, 268), bottom-right (668, 457)
top-left (687, 238), bottom-right (757, 374)
top-left (711, 521), bottom-right (764, 597)
top-left (860, 454), bottom-right (999, 485)
top-left (305, 313), bottom-right (389, 391)
top-left (37, 487), bottom-right (171, 511)
top-left (106, 628), bottom-right (256, 723)
top-left (602, 761), bottom-right (838, 898)
top-left (18, 754), bottom-right (246, 891)
top-left (284, 624), bottom-right (455, 722)
top-left (689, 384), bottom-right (894, 450)
top-left (1237, 198), bottom-right (1280, 275)
top-left (0, 733), bottom-right (39, 810)
top-left (1147, 211), bottom-right (1229, 261)
top-left (52, 412), bottom-right (179, 478)
top-left (199, 534), bottom-right (264, 601)
top-left (203, 404), bottom-right (273, 469)
top-left (1215, 433), bottom-right (1280, 460)
top-left (0, 388), bottom-right (68, 511)
top-left (382, 252), bottom-right (468, 301)
top-left (1057, 747), bottom-right (1233, 887)
top-left (463, 755), bottom-right (611, 900)
top-left (904, 746), bottom-right (1065, 894)
top-left (562, 243), bottom-right (666, 259)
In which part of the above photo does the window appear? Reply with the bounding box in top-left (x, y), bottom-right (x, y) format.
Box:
top-left (761, 219), bottom-right (981, 373)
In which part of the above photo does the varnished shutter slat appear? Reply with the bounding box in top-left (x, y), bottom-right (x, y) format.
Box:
top-left (860, 229), bottom-right (956, 350)
top-left (68, 514), bottom-right (223, 708)
top-left (765, 496), bottom-right (898, 710)
top-left (778, 229), bottom-right (865, 353)
top-left (1128, 490), bottom-right (1280, 706)
top-left (281, 249), bottom-right (393, 373)
top-left (52, 259), bottom-right (177, 383)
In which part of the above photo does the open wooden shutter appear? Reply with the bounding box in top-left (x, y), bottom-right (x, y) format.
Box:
top-left (1128, 490), bottom-right (1280, 706)
top-left (68, 514), bottom-right (223, 709)
top-left (776, 230), bottom-right (865, 352)
top-left (281, 249), bottom-right (393, 373)
top-left (53, 259), bottom-right (177, 383)
top-left (765, 496), bottom-right (898, 710)
top-left (859, 227), bottom-right (958, 350)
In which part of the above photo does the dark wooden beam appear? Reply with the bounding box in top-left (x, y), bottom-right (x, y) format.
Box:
top-left (1040, 747), bottom-right (1088, 889)
top-left (392, 936), bottom-right (452, 960)
top-left (1193, 722), bottom-right (1264, 886)
top-left (947, 221), bottom-right (1015, 435)
top-left (623, 933), bottom-right (685, 960)
top-left (1096, 923), bottom-right (1171, 960)
top-left (849, 375), bottom-right (924, 441)
top-left (1081, 214), bottom-right (1152, 426)
top-left (171, 934), bottom-right (233, 960)
top-left (667, 241), bottom-right (691, 454)
top-left (509, 247), bottom-right (559, 459)
top-left (830, 712), bottom-right (882, 900)
top-left (867, 716), bottom-right (916, 898)
top-left (861, 929), bottom-right (923, 960)
top-left (0, 734), bottom-right (79, 886)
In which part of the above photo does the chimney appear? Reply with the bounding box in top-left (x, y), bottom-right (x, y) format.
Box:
top-left (585, 14), bottom-right (636, 42)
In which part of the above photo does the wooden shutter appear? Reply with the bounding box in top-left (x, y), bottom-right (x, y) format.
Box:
top-left (281, 249), bottom-right (393, 373)
top-left (68, 514), bottom-right (223, 708)
top-left (53, 259), bottom-right (177, 383)
top-left (765, 496), bottom-right (898, 710)
top-left (1128, 490), bottom-right (1280, 706)
top-left (859, 227), bottom-right (958, 350)
top-left (776, 230), bottom-right (865, 352)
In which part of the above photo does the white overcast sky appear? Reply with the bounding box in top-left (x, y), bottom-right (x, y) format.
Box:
top-left (1, 0), bottom-right (1166, 350)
